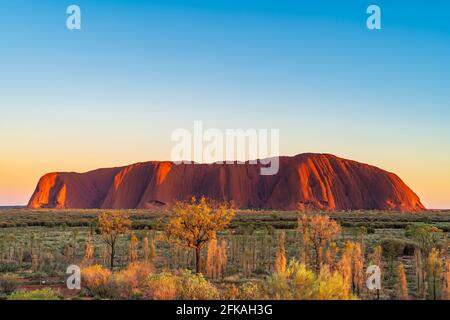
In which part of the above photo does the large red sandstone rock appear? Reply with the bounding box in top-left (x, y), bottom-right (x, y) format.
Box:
top-left (27, 153), bottom-right (425, 211)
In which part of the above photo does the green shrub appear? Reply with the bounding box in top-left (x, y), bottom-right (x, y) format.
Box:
top-left (403, 240), bottom-right (417, 256)
top-left (381, 238), bottom-right (406, 258)
top-left (8, 288), bottom-right (61, 300)
top-left (367, 226), bottom-right (376, 234)
top-left (0, 263), bottom-right (20, 273)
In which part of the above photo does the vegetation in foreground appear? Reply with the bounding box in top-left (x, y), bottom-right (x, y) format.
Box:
top-left (0, 202), bottom-right (449, 300)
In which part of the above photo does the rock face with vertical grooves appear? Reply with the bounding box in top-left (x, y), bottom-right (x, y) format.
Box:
top-left (27, 153), bottom-right (425, 211)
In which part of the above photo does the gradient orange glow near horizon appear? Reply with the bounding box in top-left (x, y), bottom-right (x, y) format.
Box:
top-left (1, 135), bottom-right (449, 209)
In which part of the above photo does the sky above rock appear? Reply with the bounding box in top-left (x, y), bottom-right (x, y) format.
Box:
top-left (1, 0), bottom-right (449, 208)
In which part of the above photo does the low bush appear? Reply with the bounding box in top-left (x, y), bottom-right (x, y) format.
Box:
top-left (403, 240), bottom-right (417, 256)
top-left (8, 288), bottom-right (61, 300)
top-left (176, 270), bottom-right (220, 300)
top-left (381, 238), bottom-right (407, 258)
top-left (0, 273), bottom-right (21, 295)
top-left (81, 265), bottom-right (112, 298)
top-left (229, 282), bottom-right (262, 300)
top-left (109, 262), bottom-right (154, 299)
top-left (144, 272), bottom-right (178, 300)
top-left (0, 263), bottom-right (20, 273)
top-left (261, 261), bottom-right (356, 300)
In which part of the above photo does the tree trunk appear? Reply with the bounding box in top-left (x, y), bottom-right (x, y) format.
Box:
top-left (195, 247), bottom-right (201, 274)
top-left (110, 245), bottom-right (115, 270)
top-left (315, 244), bottom-right (322, 273)
top-left (434, 277), bottom-right (437, 300)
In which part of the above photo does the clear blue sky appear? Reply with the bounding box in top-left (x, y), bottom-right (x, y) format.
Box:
top-left (0, 0), bottom-right (449, 208)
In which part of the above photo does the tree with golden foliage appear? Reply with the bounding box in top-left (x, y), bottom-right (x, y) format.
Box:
top-left (338, 243), bottom-right (352, 298)
top-left (100, 246), bottom-right (109, 266)
top-left (298, 214), bottom-right (341, 272)
top-left (129, 232), bottom-right (139, 263)
top-left (324, 242), bottom-right (339, 273)
top-left (97, 212), bottom-right (131, 270)
top-left (413, 247), bottom-right (425, 298)
top-left (443, 258), bottom-right (450, 300)
top-left (275, 231), bottom-right (287, 275)
top-left (397, 262), bottom-right (409, 300)
top-left (206, 237), bottom-right (228, 279)
top-left (369, 245), bottom-right (383, 299)
top-left (427, 248), bottom-right (443, 300)
top-left (142, 236), bottom-right (150, 261)
top-left (218, 239), bottom-right (228, 277)
top-left (84, 234), bottom-right (94, 263)
top-left (150, 238), bottom-right (157, 259)
top-left (165, 197), bottom-right (235, 274)
top-left (351, 242), bottom-right (364, 296)
top-left (206, 237), bottom-right (218, 278)
top-left (298, 215), bottom-right (311, 266)
top-left (338, 241), bottom-right (364, 296)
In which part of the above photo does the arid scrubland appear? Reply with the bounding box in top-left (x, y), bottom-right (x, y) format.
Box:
top-left (0, 202), bottom-right (450, 300)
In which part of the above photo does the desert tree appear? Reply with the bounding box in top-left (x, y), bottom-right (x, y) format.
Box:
top-left (165, 196), bottom-right (235, 274)
top-left (206, 237), bottom-right (218, 278)
top-left (427, 248), bottom-right (443, 300)
top-left (129, 232), bottom-right (139, 263)
top-left (6, 234), bottom-right (16, 262)
top-left (352, 242), bottom-right (364, 296)
top-left (31, 254), bottom-right (39, 272)
top-left (298, 214), bottom-right (341, 272)
top-left (218, 239), bottom-right (228, 278)
top-left (84, 233), bottom-right (94, 263)
top-left (242, 247), bottom-right (253, 277)
top-left (143, 231), bottom-right (157, 261)
top-left (338, 242), bottom-right (353, 297)
top-left (16, 242), bottom-right (24, 268)
top-left (407, 224), bottom-right (442, 297)
top-left (324, 241), bottom-right (339, 273)
top-left (150, 237), bottom-right (156, 260)
top-left (275, 231), bottom-right (287, 275)
top-left (64, 243), bottom-right (75, 263)
top-left (97, 211), bottom-right (131, 270)
top-left (206, 237), bottom-right (228, 279)
top-left (298, 215), bottom-right (311, 266)
top-left (369, 245), bottom-right (383, 299)
top-left (338, 241), bottom-right (364, 296)
top-left (443, 258), bottom-right (450, 300)
top-left (29, 233), bottom-right (36, 256)
top-left (381, 238), bottom-right (405, 274)
top-left (142, 236), bottom-right (150, 261)
top-left (406, 224), bottom-right (442, 255)
top-left (100, 246), bottom-right (109, 266)
top-left (397, 262), bottom-right (409, 300)
top-left (71, 230), bottom-right (79, 254)
top-left (352, 226), bottom-right (367, 256)
top-left (413, 247), bottom-right (425, 298)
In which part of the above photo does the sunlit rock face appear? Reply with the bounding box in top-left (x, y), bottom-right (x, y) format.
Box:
top-left (27, 153), bottom-right (425, 212)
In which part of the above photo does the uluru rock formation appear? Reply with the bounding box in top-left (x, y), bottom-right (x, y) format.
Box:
top-left (27, 153), bottom-right (426, 211)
